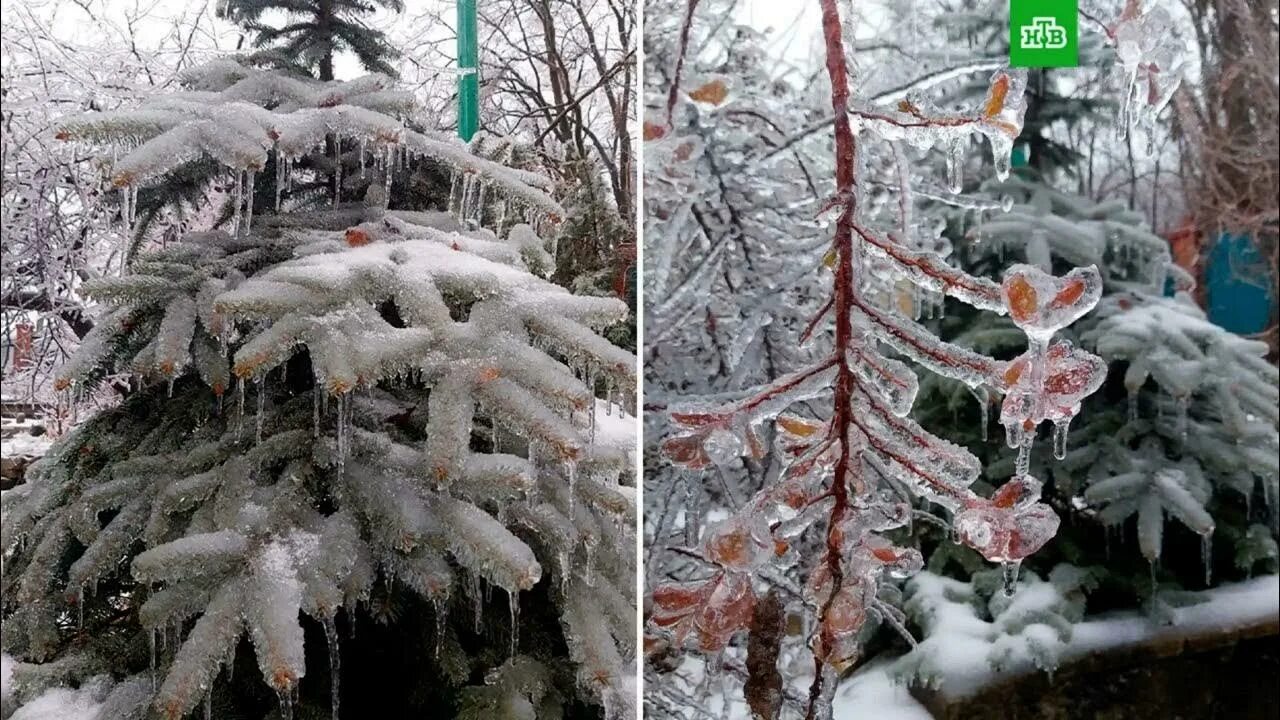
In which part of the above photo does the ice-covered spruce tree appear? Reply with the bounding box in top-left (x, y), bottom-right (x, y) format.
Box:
top-left (1, 58), bottom-right (637, 720)
top-left (644, 2), bottom-right (1107, 718)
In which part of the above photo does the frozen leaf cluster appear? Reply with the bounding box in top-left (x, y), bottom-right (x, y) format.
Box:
top-left (969, 179), bottom-right (1278, 588)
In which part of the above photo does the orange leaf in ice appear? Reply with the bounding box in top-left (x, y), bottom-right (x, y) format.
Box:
top-left (744, 425), bottom-right (766, 459)
top-left (651, 581), bottom-right (710, 626)
top-left (823, 587), bottom-right (867, 637)
top-left (669, 411), bottom-right (723, 428)
top-left (660, 433), bottom-right (711, 469)
top-left (991, 480), bottom-right (1023, 508)
top-left (777, 415), bottom-right (822, 437)
top-left (1005, 275), bottom-right (1039, 322)
top-left (870, 546), bottom-right (899, 563)
top-left (1003, 357), bottom-right (1028, 387)
top-left (983, 73), bottom-right (1010, 119)
top-left (1049, 278), bottom-right (1085, 309)
top-left (688, 79), bottom-right (729, 106)
top-left (345, 227), bottom-right (372, 246)
top-left (643, 121), bottom-right (667, 141)
top-left (706, 525), bottom-right (753, 567)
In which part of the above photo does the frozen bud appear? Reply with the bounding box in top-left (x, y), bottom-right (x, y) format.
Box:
top-left (1001, 264), bottom-right (1103, 343)
top-left (855, 536), bottom-right (923, 581)
top-left (975, 69), bottom-right (1029, 181)
top-left (773, 496), bottom-right (834, 541)
top-left (1000, 340), bottom-right (1107, 428)
top-left (702, 515), bottom-right (773, 572)
top-left (855, 498), bottom-right (912, 532)
top-left (990, 475), bottom-right (1043, 510)
top-left (954, 501), bottom-right (1060, 563)
top-left (693, 571), bottom-right (755, 651)
top-left (885, 547), bottom-right (924, 579)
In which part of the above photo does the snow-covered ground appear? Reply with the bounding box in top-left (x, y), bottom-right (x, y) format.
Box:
top-left (646, 574), bottom-right (1278, 718)
top-left (894, 572), bottom-right (1280, 703)
top-left (830, 660), bottom-right (933, 719)
top-left (0, 431), bottom-right (53, 460)
top-left (0, 414), bottom-right (53, 455)
top-left (653, 648), bottom-right (934, 719)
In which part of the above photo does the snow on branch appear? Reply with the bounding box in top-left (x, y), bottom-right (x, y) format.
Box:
top-left (54, 59), bottom-right (565, 225)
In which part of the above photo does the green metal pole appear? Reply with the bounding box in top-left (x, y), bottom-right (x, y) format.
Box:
top-left (457, 0), bottom-right (479, 142)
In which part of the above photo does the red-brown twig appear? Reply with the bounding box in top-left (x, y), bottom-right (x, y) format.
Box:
top-left (664, 0), bottom-right (703, 128)
top-left (807, 0), bottom-right (859, 715)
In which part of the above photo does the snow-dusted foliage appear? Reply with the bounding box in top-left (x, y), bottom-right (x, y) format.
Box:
top-left (2, 59), bottom-right (636, 720)
top-left (895, 566), bottom-right (1093, 689)
top-left (642, 1), bottom-right (1107, 717)
top-left (889, 568), bottom-right (1280, 701)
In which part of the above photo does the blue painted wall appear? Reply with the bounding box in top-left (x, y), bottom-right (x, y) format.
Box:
top-left (1205, 233), bottom-right (1275, 335)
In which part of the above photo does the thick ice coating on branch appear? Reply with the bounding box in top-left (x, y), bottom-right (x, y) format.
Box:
top-left (648, 20), bottom-right (1103, 713)
top-left (55, 59), bottom-right (564, 221)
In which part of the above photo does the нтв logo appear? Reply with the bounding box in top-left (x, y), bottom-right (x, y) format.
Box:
top-left (1010, 0), bottom-right (1078, 68)
top-left (1021, 17), bottom-right (1068, 50)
